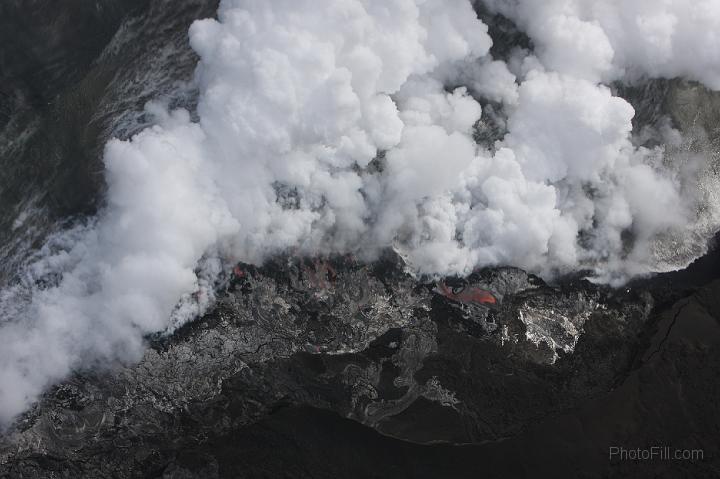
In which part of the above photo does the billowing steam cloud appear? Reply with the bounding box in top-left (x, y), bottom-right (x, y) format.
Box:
top-left (1, 0), bottom-right (719, 423)
top-left (481, 0), bottom-right (720, 87)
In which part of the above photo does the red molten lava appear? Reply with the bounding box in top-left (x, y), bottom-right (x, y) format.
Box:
top-left (436, 282), bottom-right (497, 305)
top-left (304, 259), bottom-right (337, 290)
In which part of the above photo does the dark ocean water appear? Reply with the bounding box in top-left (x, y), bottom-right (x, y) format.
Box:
top-left (0, 0), bottom-right (217, 286)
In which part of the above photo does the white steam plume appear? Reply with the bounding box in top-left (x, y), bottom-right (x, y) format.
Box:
top-left (1, 0), bottom-right (719, 423)
top-left (479, 0), bottom-right (720, 87)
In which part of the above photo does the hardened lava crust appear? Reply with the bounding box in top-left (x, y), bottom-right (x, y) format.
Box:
top-left (1, 251), bottom-right (718, 478)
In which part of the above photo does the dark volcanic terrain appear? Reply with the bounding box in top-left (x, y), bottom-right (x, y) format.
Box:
top-left (1, 250), bottom-right (719, 478)
top-left (1, 1), bottom-right (719, 478)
